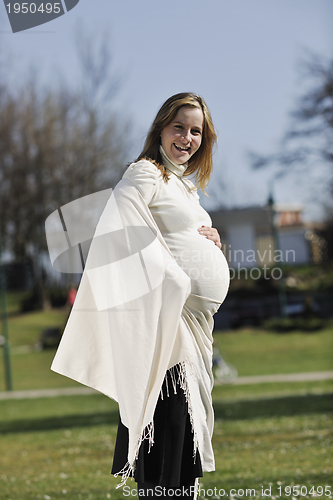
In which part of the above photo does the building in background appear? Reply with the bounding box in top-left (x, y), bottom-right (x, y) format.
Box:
top-left (210, 203), bottom-right (311, 268)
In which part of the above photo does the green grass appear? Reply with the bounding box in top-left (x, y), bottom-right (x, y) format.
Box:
top-left (0, 394), bottom-right (119, 431)
top-left (4, 308), bottom-right (68, 347)
top-left (209, 412), bottom-right (332, 498)
top-left (4, 291), bottom-right (29, 315)
top-left (0, 297), bottom-right (332, 499)
top-left (0, 350), bottom-right (82, 391)
top-left (213, 327), bottom-right (333, 376)
top-left (0, 390), bottom-right (331, 434)
top-left (1, 311), bottom-right (332, 392)
top-left (0, 380), bottom-right (331, 426)
top-left (0, 423), bottom-right (119, 500)
top-left (0, 400), bottom-right (331, 500)
top-left (0, 306), bottom-right (71, 391)
top-left (212, 379), bottom-right (333, 400)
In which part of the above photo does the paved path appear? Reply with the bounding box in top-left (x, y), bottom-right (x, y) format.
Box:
top-left (0, 386), bottom-right (98, 400)
top-left (215, 370), bottom-right (333, 386)
top-left (1, 371), bottom-right (332, 400)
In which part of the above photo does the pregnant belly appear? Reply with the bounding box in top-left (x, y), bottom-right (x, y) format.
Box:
top-left (164, 231), bottom-right (230, 305)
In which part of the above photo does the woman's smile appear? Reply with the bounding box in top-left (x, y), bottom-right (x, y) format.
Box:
top-left (160, 106), bottom-right (203, 165)
top-left (174, 144), bottom-right (190, 151)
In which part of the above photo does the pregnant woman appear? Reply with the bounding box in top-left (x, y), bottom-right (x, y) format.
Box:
top-left (51, 93), bottom-right (230, 500)
top-left (111, 93), bottom-right (230, 497)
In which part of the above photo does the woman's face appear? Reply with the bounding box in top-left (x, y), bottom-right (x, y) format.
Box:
top-left (160, 106), bottom-right (204, 165)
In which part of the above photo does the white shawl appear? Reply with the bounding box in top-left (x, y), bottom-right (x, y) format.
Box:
top-left (47, 178), bottom-right (217, 484)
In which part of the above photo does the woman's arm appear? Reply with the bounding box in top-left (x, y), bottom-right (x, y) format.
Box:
top-left (197, 225), bottom-right (222, 249)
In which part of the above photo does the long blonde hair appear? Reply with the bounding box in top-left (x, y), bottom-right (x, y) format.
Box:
top-left (136, 93), bottom-right (217, 193)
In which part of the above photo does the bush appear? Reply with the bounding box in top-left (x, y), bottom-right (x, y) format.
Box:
top-left (20, 287), bottom-right (68, 311)
top-left (263, 316), bottom-right (326, 332)
top-left (48, 287), bottom-right (68, 308)
top-left (20, 288), bottom-right (40, 312)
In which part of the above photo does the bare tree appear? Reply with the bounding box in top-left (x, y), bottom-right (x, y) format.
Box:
top-left (249, 51), bottom-right (333, 193)
top-left (0, 28), bottom-right (130, 308)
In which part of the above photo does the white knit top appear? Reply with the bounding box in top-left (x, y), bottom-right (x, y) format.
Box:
top-left (123, 149), bottom-right (230, 306)
top-left (51, 150), bottom-right (230, 478)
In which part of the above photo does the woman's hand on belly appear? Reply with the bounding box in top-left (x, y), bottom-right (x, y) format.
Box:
top-left (197, 226), bottom-right (222, 249)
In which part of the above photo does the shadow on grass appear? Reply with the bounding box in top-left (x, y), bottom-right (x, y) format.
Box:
top-left (0, 411), bottom-right (120, 434)
top-left (214, 392), bottom-right (333, 421)
top-left (1, 393), bottom-right (332, 434)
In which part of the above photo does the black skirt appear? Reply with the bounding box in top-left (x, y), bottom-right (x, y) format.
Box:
top-left (111, 367), bottom-right (203, 486)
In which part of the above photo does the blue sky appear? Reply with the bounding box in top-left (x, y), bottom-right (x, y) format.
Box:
top-left (1, 0), bottom-right (332, 220)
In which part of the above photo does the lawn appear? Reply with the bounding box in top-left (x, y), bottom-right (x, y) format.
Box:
top-left (3, 308), bottom-right (68, 347)
top-left (0, 396), bottom-right (331, 500)
top-left (213, 328), bottom-right (333, 377)
top-left (0, 306), bottom-right (332, 392)
top-left (0, 301), bottom-right (332, 499)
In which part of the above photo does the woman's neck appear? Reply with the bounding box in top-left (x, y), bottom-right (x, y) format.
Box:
top-left (159, 145), bottom-right (187, 177)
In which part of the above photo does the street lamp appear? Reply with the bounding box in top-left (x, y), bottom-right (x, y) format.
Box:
top-left (0, 202), bottom-right (13, 391)
top-left (267, 187), bottom-right (287, 318)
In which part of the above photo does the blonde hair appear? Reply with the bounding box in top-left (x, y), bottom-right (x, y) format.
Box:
top-left (136, 93), bottom-right (217, 193)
